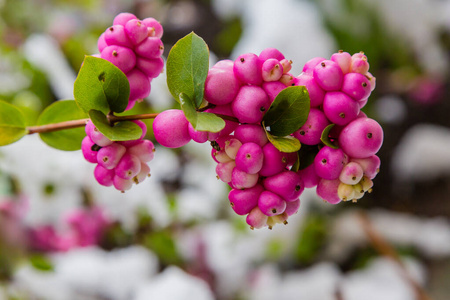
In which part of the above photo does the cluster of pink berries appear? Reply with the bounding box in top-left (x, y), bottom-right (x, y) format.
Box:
top-left (293, 51), bottom-right (383, 204)
top-left (81, 120), bottom-right (155, 192)
top-left (97, 12), bottom-right (164, 110)
top-left (152, 48), bottom-right (307, 229)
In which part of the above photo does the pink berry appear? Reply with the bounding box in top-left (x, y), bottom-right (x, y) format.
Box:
top-left (258, 191), bottom-right (286, 217)
top-left (142, 17), bottom-right (164, 39)
top-left (259, 143), bottom-right (289, 177)
top-left (293, 108), bottom-right (330, 145)
top-left (284, 198), bottom-right (300, 216)
top-left (330, 51), bottom-right (352, 74)
top-left (351, 53), bottom-right (369, 74)
top-left (259, 48), bottom-right (285, 61)
top-left (115, 153), bottom-right (141, 180)
top-left (113, 175), bottom-right (133, 192)
top-left (136, 56), bottom-right (164, 79)
top-left (188, 123), bottom-right (208, 143)
top-left (341, 72), bottom-right (371, 101)
top-left (119, 120), bottom-right (147, 147)
top-left (135, 37), bottom-right (164, 59)
top-left (350, 155), bottom-right (380, 179)
top-left (232, 85), bottom-right (270, 124)
top-left (233, 53), bottom-right (263, 85)
top-left (365, 72), bottom-right (376, 91)
top-left (113, 13), bottom-right (137, 26)
top-left (261, 58), bottom-right (283, 82)
top-left (134, 162), bottom-right (151, 184)
top-left (127, 68), bottom-right (151, 101)
top-left (224, 138), bottom-right (242, 160)
top-left (262, 81), bottom-right (287, 103)
top-left (152, 109), bottom-right (191, 148)
top-left (204, 67), bottom-right (240, 105)
top-left (279, 59), bottom-right (292, 74)
top-left (314, 146), bottom-right (348, 180)
top-left (85, 120), bottom-right (113, 147)
top-left (339, 161), bottom-right (364, 185)
top-left (97, 32), bottom-right (108, 53)
top-left (104, 25), bottom-right (132, 48)
top-left (313, 60), bottom-right (344, 91)
top-left (128, 139), bottom-right (155, 162)
top-left (263, 170), bottom-right (304, 201)
top-left (338, 118), bottom-right (383, 158)
top-left (297, 163), bottom-right (320, 188)
top-left (101, 45), bottom-right (136, 73)
top-left (316, 178), bottom-right (341, 204)
top-left (216, 161), bottom-right (236, 183)
top-left (94, 164), bottom-right (115, 186)
top-left (246, 207), bottom-right (268, 229)
top-left (124, 19), bottom-right (148, 45)
top-left (302, 57), bottom-right (325, 74)
top-left (323, 91), bottom-right (360, 126)
top-left (97, 143), bottom-right (126, 170)
top-left (234, 124), bottom-right (268, 147)
top-left (205, 104), bottom-right (238, 138)
top-left (211, 148), bottom-right (232, 163)
top-left (229, 185), bottom-right (264, 215)
top-left (231, 168), bottom-right (259, 189)
top-left (234, 142), bottom-right (264, 174)
top-left (81, 136), bottom-right (99, 164)
top-left (295, 73), bottom-right (325, 107)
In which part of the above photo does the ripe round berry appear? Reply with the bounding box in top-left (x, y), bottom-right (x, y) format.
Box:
top-left (341, 72), bottom-right (372, 101)
top-left (113, 175), bottom-right (133, 192)
top-left (152, 109), bottom-right (191, 148)
top-left (339, 161), bottom-right (364, 185)
top-left (338, 118), bottom-right (383, 158)
top-left (302, 57), bottom-right (325, 74)
top-left (330, 51), bottom-right (352, 74)
top-left (263, 171), bottom-right (304, 201)
top-left (313, 60), bottom-right (344, 91)
top-left (231, 168), bottom-right (259, 189)
top-left (228, 185), bottom-right (264, 215)
top-left (295, 73), bottom-right (326, 107)
top-left (293, 108), bottom-right (330, 145)
top-left (261, 58), bottom-right (283, 82)
top-left (216, 161), bottom-right (236, 183)
top-left (142, 17), bottom-right (164, 39)
top-left (104, 25), bottom-right (132, 48)
top-left (97, 143), bottom-right (126, 170)
top-left (246, 207), bottom-right (268, 229)
top-left (81, 136), bottom-right (99, 164)
top-left (101, 45), bottom-right (136, 73)
top-left (350, 155), bottom-right (380, 179)
top-left (234, 124), bottom-right (268, 147)
top-left (136, 57), bottom-right (164, 79)
top-left (233, 53), bottom-right (263, 85)
top-left (284, 198), bottom-right (300, 216)
top-left (262, 81), bottom-right (287, 102)
top-left (224, 138), bottom-right (242, 160)
top-left (128, 140), bottom-right (155, 162)
top-left (258, 191), bottom-right (287, 217)
top-left (259, 143), bottom-right (288, 177)
top-left (115, 153), bottom-right (141, 180)
top-left (297, 163), bottom-right (320, 188)
top-left (113, 12), bottom-right (138, 26)
top-left (314, 146), bottom-right (348, 180)
top-left (234, 142), bottom-right (264, 174)
top-left (323, 91), bottom-right (360, 126)
top-left (232, 85), bottom-right (270, 124)
top-left (135, 37), bottom-right (164, 59)
top-left (124, 19), bottom-right (148, 45)
top-left (127, 68), bottom-right (151, 101)
top-left (259, 48), bottom-right (285, 61)
top-left (94, 164), bottom-right (115, 187)
top-left (204, 67), bottom-right (240, 105)
top-left (316, 178), bottom-right (341, 204)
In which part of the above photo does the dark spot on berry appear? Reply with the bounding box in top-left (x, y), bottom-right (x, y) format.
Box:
top-left (295, 185), bottom-right (301, 191)
top-left (322, 158), bottom-right (327, 164)
top-left (291, 83), bottom-right (295, 86)
top-left (240, 58), bottom-right (245, 62)
top-left (91, 144), bottom-right (101, 152)
top-left (299, 130), bottom-right (305, 135)
top-left (112, 50), bottom-right (118, 57)
top-left (230, 202), bottom-right (234, 207)
top-left (282, 157), bottom-right (287, 163)
top-left (321, 62), bottom-right (326, 67)
top-left (272, 209), bottom-right (277, 214)
top-left (352, 176), bottom-right (356, 180)
top-left (103, 157), bottom-right (108, 162)
top-left (367, 133), bottom-right (373, 139)
top-left (362, 82), bottom-right (367, 87)
top-left (260, 106), bottom-right (266, 112)
top-left (246, 154), bottom-right (251, 159)
top-left (211, 141), bottom-right (220, 151)
top-left (109, 27), bottom-right (114, 32)
top-left (339, 112), bottom-right (345, 118)
top-left (338, 50), bottom-right (343, 53)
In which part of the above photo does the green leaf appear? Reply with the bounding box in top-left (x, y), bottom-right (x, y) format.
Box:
top-left (37, 100), bottom-right (88, 151)
top-left (0, 100), bottom-right (27, 146)
top-left (264, 125), bottom-right (301, 153)
top-left (74, 56), bottom-right (130, 115)
top-left (29, 254), bottom-right (54, 272)
top-left (320, 124), bottom-right (339, 149)
top-left (166, 32), bottom-right (209, 108)
top-left (298, 144), bottom-right (319, 170)
top-left (89, 110), bottom-right (142, 141)
top-left (291, 151), bottom-right (300, 172)
top-left (179, 93), bottom-right (225, 133)
top-left (263, 86), bottom-right (310, 136)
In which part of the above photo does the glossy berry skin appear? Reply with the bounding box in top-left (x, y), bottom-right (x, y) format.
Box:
top-left (339, 118), bottom-right (384, 158)
top-left (234, 142), bottom-right (264, 174)
top-left (330, 51), bottom-right (352, 74)
top-left (261, 58), bottom-right (283, 82)
top-left (295, 73), bottom-right (325, 107)
top-left (94, 164), bottom-right (115, 186)
top-left (231, 168), bottom-right (259, 189)
top-left (246, 207), bottom-right (268, 229)
top-left (228, 185), bottom-right (264, 215)
top-left (341, 72), bottom-right (371, 101)
top-left (97, 32), bottom-right (108, 52)
top-left (85, 121), bottom-right (113, 147)
top-left (104, 25), bottom-right (131, 47)
top-left (136, 57), bottom-right (164, 79)
top-left (204, 67), bottom-right (240, 105)
top-left (216, 161), bottom-right (236, 183)
top-left (115, 153), bottom-right (142, 180)
top-left (232, 85), bottom-right (270, 124)
top-left (323, 91), bottom-right (360, 126)
top-left (142, 17), bottom-right (164, 39)
top-left (263, 171), bottom-right (304, 202)
top-left (314, 146), bottom-right (348, 180)
top-left (224, 138), bottom-right (242, 160)
top-left (233, 53), bottom-right (263, 85)
top-left (297, 163), bottom-right (320, 188)
top-left (152, 109), bottom-right (191, 148)
top-left (128, 140), bottom-right (155, 162)
top-left (124, 19), bottom-right (148, 45)
top-left (339, 161), bottom-right (364, 185)
top-left (113, 175), bottom-right (133, 192)
top-left (234, 124), bottom-right (268, 147)
top-left (135, 37), bottom-right (164, 59)
top-left (258, 191), bottom-right (286, 217)
top-left (97, 143), bottom-right (126, 170)
top-left (259, 48), bottom-right (285, 61)
top-left (350, 155), bottom-right (380, 179)
top-left (302, 57), bottom-right (325, 74)
top-left (262, 81), bottom-right (286, 102)
top-left (313, 60), bottom-right (344, 91)
top-left (113, 12), bottom-right (137, 26)
top-left (294, 108), bottom-right (330, 145)
top-left (81, 136), bottom-right (99, 164)
top-left (259, 143), bottom-right (289, 177)
top-left (316, 178), bottom-right (341, 204)
top-left (284, 198), bottom-right (301, 216)
top-left (101, 45), bottom-right (136, 74)
top-left (127, 68), bottom-right (151, 101)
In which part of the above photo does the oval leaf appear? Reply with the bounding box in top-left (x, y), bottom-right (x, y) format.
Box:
top-left (179, 93), bottom-right (198, 127)
top-left (74, 56), bottom-right (130, 115)
top-left (89, 110), bottom-right (142, 141)
top-left (0, 100), bottom-right (27, 146)
top-left (37, 100), bottom-right (88, 151)
top-left (264, 124), bottom-right (301, 153)
top-left (320, 124), bottom-right (338, 149)
top-left (263, 86), bottom-right (310, 136)
top-left (166, 32), bottom-right (209, 108)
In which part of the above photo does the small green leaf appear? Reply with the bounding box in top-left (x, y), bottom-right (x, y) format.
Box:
top-left (179, 93), bottom-right (225, 133)
top-left (298, 144), bottom-right (319, 170)
top-left (74, 56), bottom-right (130, 115)
top-left (264, 124), bottom-right (301, 152)
top-left (263, 86), bottom-right (310, 136)
top-left (320, 124), bottom-right (338, 149)
top-left (29, 254), bottom-right (54, 272)
top-left (291, 151), bottom-right (300, 172)
top-left (166, 32), bottom-right (209, 108)
top-left (0, 100), bottom-right (27, 146)
top-left (89, 110), bottom-right (142, 141)
top-left (37, 100), bottom-right (88, 151)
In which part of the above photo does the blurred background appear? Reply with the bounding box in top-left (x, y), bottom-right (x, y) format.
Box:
top-left (1, 0), bottom-right (450, 299)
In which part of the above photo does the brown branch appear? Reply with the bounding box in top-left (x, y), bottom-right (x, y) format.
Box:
top-left (357, 211), bottom-right (433, 300)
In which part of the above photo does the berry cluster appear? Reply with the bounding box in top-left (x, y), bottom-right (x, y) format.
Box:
top-left (152, 48), bottom-right (306, 229)
top-left (81, 120), bottom-right (155, 192)
top-left (293, 51), bottom-right (383, 204)
top-left (97, 12), bottom-right (164, 110)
